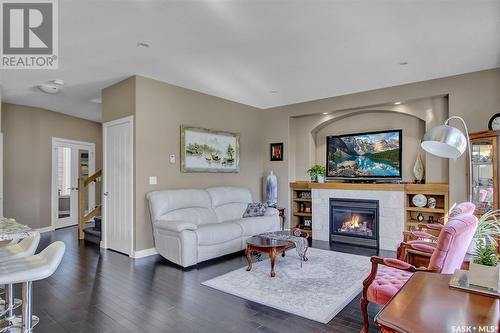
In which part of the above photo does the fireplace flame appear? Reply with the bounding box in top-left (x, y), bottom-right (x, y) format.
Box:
top-left (343, 215), bottom-right (360, 229)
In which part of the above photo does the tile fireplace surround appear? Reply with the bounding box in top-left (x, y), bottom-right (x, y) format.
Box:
top-left (312, 188), bottom-right (404, 250)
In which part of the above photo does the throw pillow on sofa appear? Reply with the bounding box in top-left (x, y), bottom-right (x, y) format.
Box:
top-left (243, 202), bottom-right (268, 218)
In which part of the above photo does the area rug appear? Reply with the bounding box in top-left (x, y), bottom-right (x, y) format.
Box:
top-left (202, 248), bottom-right (371, 323)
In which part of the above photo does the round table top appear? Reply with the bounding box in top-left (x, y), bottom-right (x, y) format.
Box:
top-left (0, 218), bottom-right (35, 241)
top-left (246, 236), bottom-right (290, 248)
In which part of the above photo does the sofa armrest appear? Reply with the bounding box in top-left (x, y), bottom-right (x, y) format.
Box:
top-left (264, 207), bottom-right (279, 217)
top-left (154, 220), bottom-right (198, 233)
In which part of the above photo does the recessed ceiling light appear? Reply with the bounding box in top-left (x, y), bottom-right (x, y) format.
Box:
top-left (394, 102), bottom-right (402, 105)
top-left (90, 97), bottom-right (102, 104)
top-left (399, 62), bottom-right (408, 65)
top-left (137, 42), bottom-right (150, 48)
top-left (270, 90), bottom-right (278, 94)
top-left (322, 112), bottom-right (329, 115)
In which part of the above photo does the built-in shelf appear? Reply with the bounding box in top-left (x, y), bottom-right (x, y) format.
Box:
top-left (290, 185), bottom-right (313, 239)
top-left (293, 212), bottom-right (312, 217)
top-left (404, 186), bottom-right (448, 233)
top-left (405, 206), bottom-right (446, 214)
top-left (293, 198), bottom-right (312, 202)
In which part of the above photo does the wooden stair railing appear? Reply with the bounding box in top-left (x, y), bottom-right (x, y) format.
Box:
top-left (78, 170), bottom-right (102, 240)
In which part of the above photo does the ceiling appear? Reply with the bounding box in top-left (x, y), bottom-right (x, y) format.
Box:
top-left (1, 0), bottom-right (499, 122)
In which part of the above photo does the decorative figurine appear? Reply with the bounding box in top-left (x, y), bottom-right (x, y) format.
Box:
top-left (416, 213), bottom-right (425, 222)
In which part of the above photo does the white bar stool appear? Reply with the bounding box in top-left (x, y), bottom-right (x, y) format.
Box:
top-left (0, 241), bottom-right (65, 333)
top-left (0, 233), bottom-right (40, 320)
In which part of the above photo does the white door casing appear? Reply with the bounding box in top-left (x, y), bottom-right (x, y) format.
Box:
top-left (0, 133), bottom-right (3, 217)
top-left (51, 138), bottom-right (95, 229)
top-left (102, 116), bottom-right (134, 256)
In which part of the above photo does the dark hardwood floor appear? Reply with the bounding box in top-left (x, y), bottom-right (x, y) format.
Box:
top-left (21, 227), bottom-right (389, 333)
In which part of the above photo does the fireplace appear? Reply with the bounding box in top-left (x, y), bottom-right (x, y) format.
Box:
top-left (329, 198), bottom-right (379, 248)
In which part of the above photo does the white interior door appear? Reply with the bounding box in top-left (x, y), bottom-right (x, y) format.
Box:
top-left (103, 116), bottom-right (134, 256)
top-left (52, 139), bottom-right (95, 229)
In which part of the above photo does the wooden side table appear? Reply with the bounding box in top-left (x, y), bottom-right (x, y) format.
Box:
top-left (375, 272), bottom-right (499, 333)
top-left (277, 207), bottom-right (285, 230)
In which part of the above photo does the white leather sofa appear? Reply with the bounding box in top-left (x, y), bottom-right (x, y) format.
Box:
top-left (146, 186), bottom-right (280, 267)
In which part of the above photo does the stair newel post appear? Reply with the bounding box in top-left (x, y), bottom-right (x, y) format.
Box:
top-left (78, 177), bottom-right (85, 239)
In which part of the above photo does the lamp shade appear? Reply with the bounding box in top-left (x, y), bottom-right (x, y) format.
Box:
top-left (421, 124), bottom-right (467, 159)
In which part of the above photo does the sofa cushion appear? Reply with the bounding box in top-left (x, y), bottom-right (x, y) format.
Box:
top-left (147, 189), bottom-right (217, 225)
top-left (158, 208), bottom-right (217, 226)
top-left (231, 215), bottom-right (278, 237)
top-left (243, 202), bottom-right (268, 218)
top-left (206, 186), bottom-right (253, 222)
top-left (195, 222), bottom-right (243, 246)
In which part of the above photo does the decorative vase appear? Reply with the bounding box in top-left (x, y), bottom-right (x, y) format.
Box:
top-left (413, 155), bottom-right (425, 183)
top-left (265, 170), bottom-right (278, 208)
top-left (317, 175), bottom-right (325, 183)
top-left (469, 262), bottom-right (500, 291)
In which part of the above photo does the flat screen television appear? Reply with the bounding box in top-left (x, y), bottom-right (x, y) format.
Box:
top-left (326, 129), bottom-right (402, 180)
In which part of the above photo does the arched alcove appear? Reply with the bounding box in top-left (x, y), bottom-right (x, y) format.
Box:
top-left (313, 110), bottom-right (425, 181)
top-left (288, 96), bottom-right (449, 183)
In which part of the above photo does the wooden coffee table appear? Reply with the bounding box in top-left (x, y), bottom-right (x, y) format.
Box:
top-left (245, 231), bottom-right (308, 277)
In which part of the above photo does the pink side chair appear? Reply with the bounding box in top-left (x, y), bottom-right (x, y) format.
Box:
top-left (397, 202), bottom-right (476, 261)
top-left (360, 211), bottom-right (478, 333)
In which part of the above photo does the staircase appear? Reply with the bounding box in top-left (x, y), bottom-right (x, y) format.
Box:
top-left (83, 216), bottom-right (102, 245)
top-left (78, 170), bottom-right (102, 242)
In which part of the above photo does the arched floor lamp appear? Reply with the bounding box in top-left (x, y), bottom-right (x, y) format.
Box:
top-left (420, 116), bottom-right (472, 202)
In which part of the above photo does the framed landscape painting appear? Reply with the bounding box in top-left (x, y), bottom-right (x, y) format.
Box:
top-left (180, 125), bottom-right (240, 173)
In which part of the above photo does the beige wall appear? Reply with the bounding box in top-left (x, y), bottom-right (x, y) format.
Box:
top-left (103, 76), bottom-right (266, 251)
top-left (262, 68), bottom-right (500, 216)
top-left (101, 76), bottom-right (136, 123)
top-left (2, 103), bottom-right (102, 229)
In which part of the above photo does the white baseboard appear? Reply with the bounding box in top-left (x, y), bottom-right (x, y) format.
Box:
top-left (36, 226), bottom-right (55, 233)
top-left (130, 248), bottom-right (158, 259)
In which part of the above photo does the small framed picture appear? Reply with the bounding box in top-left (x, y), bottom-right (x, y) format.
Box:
top-left (270, 143), bottom-right (284, 161)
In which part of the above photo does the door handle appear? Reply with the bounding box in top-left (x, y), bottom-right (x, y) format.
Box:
top-left (103, 192), bottom-right (109, 196)
top-left (71, 187), bottom-right (79, 191)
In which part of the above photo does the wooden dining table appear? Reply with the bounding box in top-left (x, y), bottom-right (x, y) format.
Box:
top-left (375, 272), bottom-right (500, 333)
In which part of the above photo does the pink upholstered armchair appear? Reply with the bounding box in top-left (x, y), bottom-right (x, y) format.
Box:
top-left (397, 202), bottom-right (476, 262)
top-left (360, 211), bottom-right (478, 333)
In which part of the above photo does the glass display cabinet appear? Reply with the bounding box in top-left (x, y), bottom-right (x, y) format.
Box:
top-left (470, 131), bottom-right (499, 215)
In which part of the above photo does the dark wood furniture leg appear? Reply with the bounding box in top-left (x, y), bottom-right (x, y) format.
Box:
top-left (278, 207), bottom-right (286, 230)
top-left (269, 248), bottom-right (277, 277)
top-left (245, 247), bottom-right (253, 272)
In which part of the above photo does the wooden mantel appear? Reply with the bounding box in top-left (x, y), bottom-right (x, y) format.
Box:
top-left (290, 181), bottom-right (449, 192)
